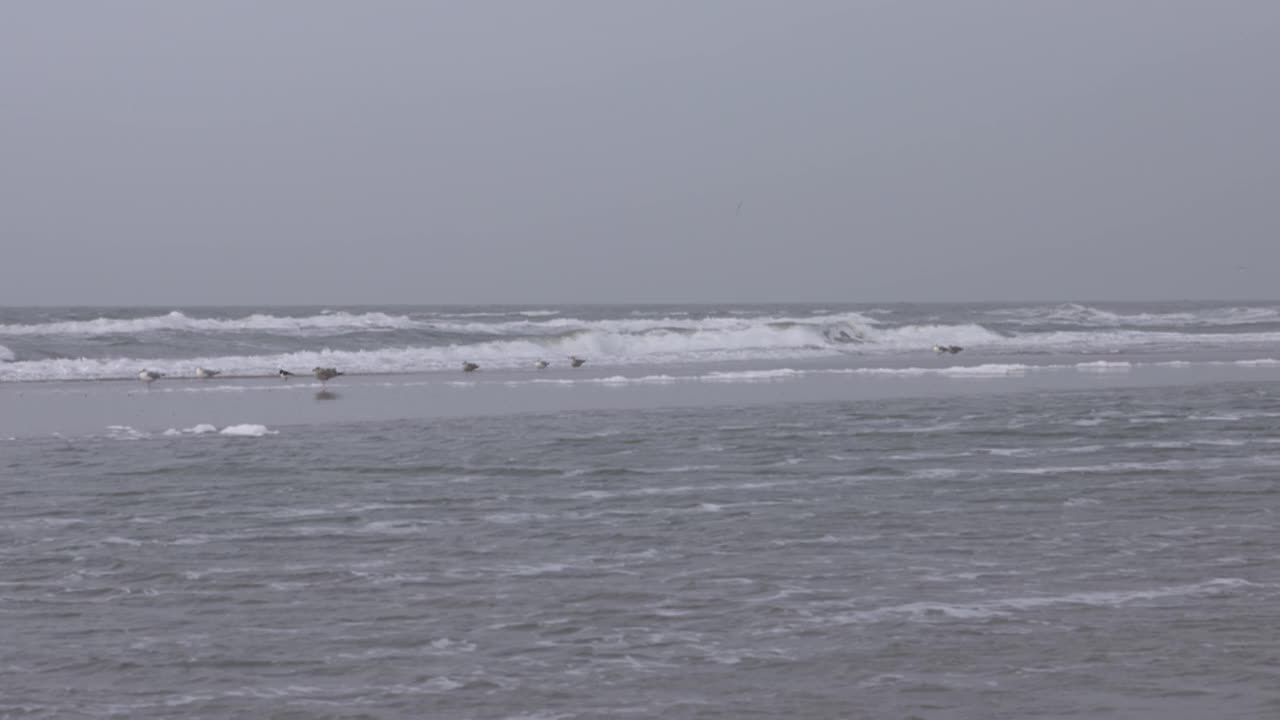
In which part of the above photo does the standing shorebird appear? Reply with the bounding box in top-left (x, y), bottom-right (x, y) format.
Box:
top-left (534, 359), bottom-right (549, 369)
top-left (569, 356), bottom-right (586, 368)
top-left (313, 367), bottom-right (343, 385)
top-left (462, 361), bottom-right (479, 372)
top-left (277, 368), bottom-right (295, 379)
top-left (138, 370), bottom-right (164, 384)
top-left (195, 367), bottom-right (220, 379)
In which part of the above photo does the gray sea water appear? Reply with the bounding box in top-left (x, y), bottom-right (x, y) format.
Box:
top-left (3, 303), bottom-right (1280, 718)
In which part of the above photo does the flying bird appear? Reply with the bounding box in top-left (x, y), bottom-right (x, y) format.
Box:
top-left (462, 361), bottom-right (479, 372)
top-left (195, 367), bottom-right (220, 379)
top-left (569, 356), bottom-right (586, 368)
top-left (535, 359), bottom-right (549, 369)
top-left (278, 368), bottom-right (295, 379)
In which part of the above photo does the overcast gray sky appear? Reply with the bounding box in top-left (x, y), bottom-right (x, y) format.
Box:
top-left (2, 1), bottom-right (1278, 305)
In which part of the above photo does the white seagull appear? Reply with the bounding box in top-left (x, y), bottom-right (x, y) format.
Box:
top-left (195, 367), bottom-right (220, 379)
top-left (313, 367), bottom-right (344, 385)
top-left (138, 370), bottom-right (164, 384)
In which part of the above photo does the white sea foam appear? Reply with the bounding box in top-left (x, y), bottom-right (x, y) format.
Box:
top-left (219, 424), bottom-right (277, 437)
top-left (430, 309), bottom-right (560, 319)
top-left (832, 578), bottom-right (1255, 624)
top-left (0, 358), bottom-right (1090, 385)
top-left (137, 423), bottom-right (265, 438)
top-left (702, 369), bottom-right (803, 382)
top-left (501, 365), bottom-right (1052, 388)
top-left (575, 373), bottom-right (680, 385)
top-left (0, 311), bottom-right (880, 381)
top-left (934, 364), bottom-right (1034, 377)
top-left (1075, 360), bottom-right (1132, 372)
top-left (867, 323), bottom-right (1005, 349)
top-left (989, 303), bottom-right (1280, 328)
top-left (996, 456), bottom-right (1272, 475)
top-left (0, 308), bottom-right (1012, 375)
top-left (0, 309), bottom-right (886, 341)
top-left (0, 311), bottom-right (429, 336)
top-left (0, 344), bottom-right (13, 362)
top-left (852, 363), bottom-right (1049, 377)
top-left (5, 306), bottom-right (1280, 385)
top-left (105, 425), bottom-right (148, 440)
top-left (1019, 328), bottom-right (1280, 350)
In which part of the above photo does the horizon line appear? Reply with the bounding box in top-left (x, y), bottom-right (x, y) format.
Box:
top-left (3, 297), bottom-right (1280, 309)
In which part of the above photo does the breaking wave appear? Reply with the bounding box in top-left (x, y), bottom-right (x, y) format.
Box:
top-left (0, 310), bottom-right (1006, 381)
top-left (6, 304), bottom-right (1280, 382)
top-left (0, 311), bottom-right (427, 336)
top-left (988, 303), bottom-right (1280, 328)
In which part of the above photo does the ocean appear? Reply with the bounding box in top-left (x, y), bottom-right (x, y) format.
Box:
top-left (3, 302), bottom-right (1280, 718)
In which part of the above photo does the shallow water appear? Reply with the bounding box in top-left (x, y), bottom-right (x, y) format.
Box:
top-left (4, 379), bottom-right (1279, 718)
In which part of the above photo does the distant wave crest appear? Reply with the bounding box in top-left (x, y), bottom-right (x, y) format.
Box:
top-left (0, 311), bottom-right (427, 336)
top-left (0, 310), bottom-right (1013, 381)
top-left (988, 303), bottom-right (1280, 328)
top-left (7, 304), bottom-right (1280, 382)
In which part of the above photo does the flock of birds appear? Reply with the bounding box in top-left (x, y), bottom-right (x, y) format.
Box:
top-left (464, 355), bottom-right (586, 373)
top-left (135, 355), bottom-right (590, 386)
top-left (139, 348), bottom-right (968, 386)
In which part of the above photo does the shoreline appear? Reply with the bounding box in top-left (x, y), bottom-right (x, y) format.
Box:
top-left (4, 358), bottom-right (1280, 439)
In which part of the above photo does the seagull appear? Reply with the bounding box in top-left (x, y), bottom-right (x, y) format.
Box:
top-left (313, 367), bottom-right (343, 385)
top-left (138, 370), bottom-right (164, 384)
top-left (535, 359), bottom-right (549, 369)
top-left (462, 361), bottom-right (479, 372)
top-left (277, 368), bottom-right (295, 379)
top-left (933, 345), bottom-right (963, 354)
top-left (569, 356), bottom-right (586, 368)
top-left (195, 367), bottom-right (220, 379)
top-left (947, 345), bottom-right (963, 354)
